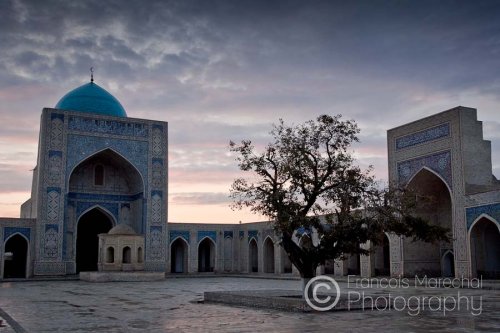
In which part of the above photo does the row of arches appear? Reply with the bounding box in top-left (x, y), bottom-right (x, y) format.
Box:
top-left (170, 236), bottom-right (279, 274)
top-left (2, 217), bottom-right (499, 278)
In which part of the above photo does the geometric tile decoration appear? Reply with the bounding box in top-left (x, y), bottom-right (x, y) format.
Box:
top-left (466, 203), bottom-right (500, 230)
top-left (397, 150), bottom-right (452, 189)
top-left (148, 226), bottom-right (164, 260)
top-left (197, 230), bottom-right (217, 243)
top-left (43, 226), bottom-right (59, 258)
top-left (4, 227), bottom-right (31, 241)
top-left (170, 230), bottom-right (190, 244)
top-left (396, 123), bottom-right (449, 150)
top-left (248, 230), bottom-right (258, 242)
top-left (224, 231), bottom-right (233, 238)
top-left (239, 230), bottom-right (245, 239)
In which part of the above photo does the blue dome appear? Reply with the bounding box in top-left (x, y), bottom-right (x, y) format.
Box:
top-left (55, 82), bottom-right (127, 117)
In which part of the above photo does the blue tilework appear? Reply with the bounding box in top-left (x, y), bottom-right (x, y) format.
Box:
top-left (396, 123), bottom-right (449, 150)
top-left (466, 203), bottom-right (500, 230)
top-left (4, 227), bottom-right (31, 241)
top-left (397, 150), bottom-right (452, 189)
top-left (198, 230), bottom-right (217, 243)
top-left (248, 230), bottom-right (258, 242)
top-left (170, 230), bottom-right (190, 244)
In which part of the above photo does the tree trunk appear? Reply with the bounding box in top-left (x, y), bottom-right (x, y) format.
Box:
top-left (281, 232), bottom-right (318, 294)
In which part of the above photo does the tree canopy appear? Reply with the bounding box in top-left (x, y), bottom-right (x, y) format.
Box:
top-left (230, 115), bottom-right (449, 278)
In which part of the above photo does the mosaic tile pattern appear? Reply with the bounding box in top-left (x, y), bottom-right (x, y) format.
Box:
top-left (4, 227), bottom-right (31, 241)
top-left (170, 230), bottom-right (190, 244)
top-left (466, 203), bottom-right (500, 230)
top-left (396, 123), bottom-right (449, 150)
top-left (397, 150), bottom-right (452, 188)
top-left (198, 230), bottom-right (217, 243)
top-left (248, 230), bottom-right (258, 242)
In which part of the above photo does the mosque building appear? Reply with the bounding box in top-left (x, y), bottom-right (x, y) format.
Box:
top-left (0, 78), bottom-right (499, 280)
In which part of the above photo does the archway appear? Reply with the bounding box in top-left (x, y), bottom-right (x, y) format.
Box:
top-left (198, 238), bottom-right (215, 272)
top-left (442, 251), bottom-right (455, 277)
top-left (263, 237), bottom-right (275, 273)
top-left (404, 168), bottom-right (452, 277)
top-left (171, 238), bottom-right (188, 273)
top-left (3, 234), bottom-right (28, 278)
top-left (249, 238), bottom-right (258, 273)
top-left (76, 208), bottom-right (113, 272)
top-left (223, 236), bottom-right (233, 272)
top-left (374, 234), bottom-right (390, 276)
top-left (69, 149), bottom-right (144, 234)
top-left (470, 217), bottom-right (500, 279)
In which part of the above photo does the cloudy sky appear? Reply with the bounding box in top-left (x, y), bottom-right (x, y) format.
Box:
top-left (1, 0), bottom-right (500, 223)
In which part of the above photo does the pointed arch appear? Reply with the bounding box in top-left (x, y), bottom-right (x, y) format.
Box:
top-left (403, 166), bottom-right (453, 277)
top-left (67, 147), bottom-right (145, 193)
top-left (406, 166), bottom-right (452, 197)
top-left (75, 207), bottom-right (114, 272)
top-left (441, 250), bottom-right (455, 277)
top-left (198, 237), bottom-right (216, 272)
top-left (468, 215), bottom-right (500, 279)
top-left (77, 205), bottom-right (117, 227)
top-left (3, 233), bottom-right (29, 278)
top-left (373, 233), bottom-right (391, 276)
top-left (263, 236), bottom-right (275, 273)
top-left (171, 237), bottom-right (189, 273)
top-left (223, 235), bottom-right (233, 272)
top-left (249, 238), bottom-right (258, 273)
top-left (469, 213), bottom-right (500, 235)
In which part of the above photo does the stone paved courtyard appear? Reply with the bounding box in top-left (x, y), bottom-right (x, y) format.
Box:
top-left (1, 277), bottom-right (500, 332)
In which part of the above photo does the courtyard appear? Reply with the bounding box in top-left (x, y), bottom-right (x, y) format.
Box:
top-left (1, 277), bottom-right (500, 332)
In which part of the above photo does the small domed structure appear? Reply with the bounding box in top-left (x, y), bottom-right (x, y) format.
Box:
top-left (108, 224), bottom-right (137, 235)
top-left (55, 82), bottom-right (127, 117)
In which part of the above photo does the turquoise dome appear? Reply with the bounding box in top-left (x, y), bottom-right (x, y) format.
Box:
top-left (55, 82), bottom-right (127, 117)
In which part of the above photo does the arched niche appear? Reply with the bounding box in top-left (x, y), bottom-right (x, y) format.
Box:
top-left (404, 167), bottom-right (453, 277)
top-left (263, 237), bottom-right (275, 273)
top-left (69, 149), bottom-right (144, 234)
top-left (469, 216), bottom-right (500, 279)
top-left (171, 237), bottom-right (189, 273)
top-left (198, 237), bottom-right (215, 272)
top-left (249, 238), bottom-right (258, 273)
top-left (3, 234), bottom-right (28, 278)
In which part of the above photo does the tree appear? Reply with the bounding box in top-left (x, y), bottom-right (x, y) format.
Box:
top-left (229, 115), bottom-right (449, 283)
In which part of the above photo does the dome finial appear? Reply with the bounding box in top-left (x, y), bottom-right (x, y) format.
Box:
top-left (90, 66), bottom-right (94, 83)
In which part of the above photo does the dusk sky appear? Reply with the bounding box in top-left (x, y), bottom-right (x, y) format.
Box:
top-left (1, 0), bottom-right (500, 223)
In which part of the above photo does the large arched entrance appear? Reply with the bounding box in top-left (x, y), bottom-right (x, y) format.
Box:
top-left (198, 238), bottom-right (215, 272)
top-left (404, 168), bottom-right (452, 277)
top-left (171, 238), bottom-right (188, 273)
top-left (3, 234), bottom-right (28, 278)
top-left (76, 208), bottom-right (114, 272)
top-left (263, 237), bottom-right (275, 273)
top-left (470, 217), bottom-right (500, 279)
top-left (249, 238), bottom-right (258, 273)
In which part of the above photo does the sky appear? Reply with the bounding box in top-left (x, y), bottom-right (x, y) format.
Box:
top-left (1, 0), bottom-right (500, 223)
